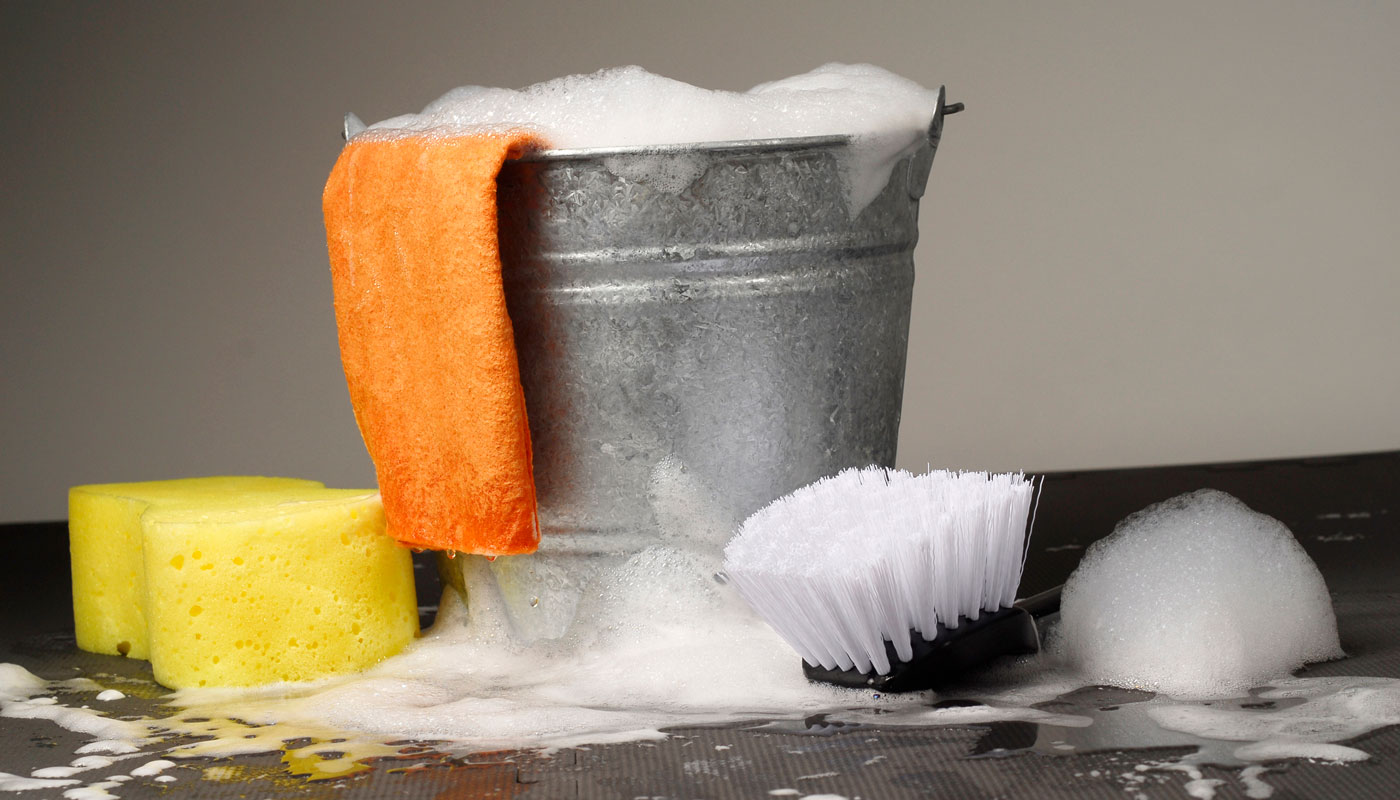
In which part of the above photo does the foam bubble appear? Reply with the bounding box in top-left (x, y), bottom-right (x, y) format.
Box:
top-left (63, 785), bottom-right (120, 800)
top-left (0, 773), bottom-right (79, 791)
top-left (2, 695), bottom-right (145, 741)
top-left (128, 760), bottom-right (176, 778)
top-left (362, 64), bottom-right (941, 212)
top-left (0, 662), bottom-right (45, 701)
top-left (1053, 489), bottom-right (1343, 698)
top-left (74, 741), bottom-right (140, 755)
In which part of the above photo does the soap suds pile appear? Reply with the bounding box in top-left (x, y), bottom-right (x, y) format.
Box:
top-left (1053, 489), bottom-right (1344, 698)
top-left (363, 63), bottom-right (941, 210)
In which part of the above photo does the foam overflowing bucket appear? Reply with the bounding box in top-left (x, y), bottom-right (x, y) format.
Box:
top-left (376, 88), bottom-right (960, 639)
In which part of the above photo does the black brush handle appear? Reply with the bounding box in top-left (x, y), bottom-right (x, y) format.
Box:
top-left (802, 605), bottom-right (1040, 693)
top-left (802, 586), bottom-right (1064, 693)
top-left (1015, 584), bottom-right (1063, 619)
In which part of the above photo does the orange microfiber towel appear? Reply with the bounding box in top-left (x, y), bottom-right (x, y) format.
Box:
top-left (323, 131), bottom-right (543, 556)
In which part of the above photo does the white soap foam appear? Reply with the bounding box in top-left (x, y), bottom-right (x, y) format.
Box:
top-left (1, 695), bottom-right (145, 742)
top-left (30, 756), bottom-right (138, 781)
top-left (1052, 489), bottom-right (1343, 698)
top-left (31, 767), bottom-right (83, 779)
top-left (1238, 765), bottom-right (1275, 799)
top-left (74, 741), bottom-right (139, 756)
top-left (852, 702), bottom-right (1092, 730)
top-left (362, 63), bottom-right (942, 211)
top-left (62, 786), bottom-right (119, 800)
top-left (0, 773), bottom-right (79, 791)
top-left (126, 761), bottom-right (175, 779)
top-left (1148, 676), bottom-right (1400, 762)
top-left (2, 634), bottom-right (1396, 792)
top-left (0, 663), bottom-right (45, 701)
top-left (1232, 740), bottom-right (1369, 762)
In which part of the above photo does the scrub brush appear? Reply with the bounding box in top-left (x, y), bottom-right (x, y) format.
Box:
top-left (722, 467), bottom-right (1051, 692)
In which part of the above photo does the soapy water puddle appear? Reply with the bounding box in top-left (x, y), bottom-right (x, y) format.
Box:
top-left (6, 620), bottom-right (1400, 800)
top-left (4, 554), bottom-right (1399, 800)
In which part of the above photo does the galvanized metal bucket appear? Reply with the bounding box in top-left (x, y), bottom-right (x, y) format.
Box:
top-left (349, 89), bottom-right (959, 639)
top-left (496, 89), bottom-right (957, 543)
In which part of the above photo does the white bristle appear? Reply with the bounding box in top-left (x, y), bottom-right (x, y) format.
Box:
top-left (721, 467), bottom-right (1035, 676)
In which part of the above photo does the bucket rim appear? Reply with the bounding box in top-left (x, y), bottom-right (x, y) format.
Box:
top-left (509, 133), bottom-right (852, 163)
top-left (342, 114), bottom-right (851, 158)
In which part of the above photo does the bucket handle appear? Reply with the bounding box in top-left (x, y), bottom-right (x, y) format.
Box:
top-left (343, 112), bottom-right (367, 141)
top-left (929, 86), bottom-right (965, 159)
top-left (908, 85), bottom-right (963, 199)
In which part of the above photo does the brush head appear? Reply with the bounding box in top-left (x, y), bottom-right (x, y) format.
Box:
top-left (722, 467), bottom-right (1035, 680)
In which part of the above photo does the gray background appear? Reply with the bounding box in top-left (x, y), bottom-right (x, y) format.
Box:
top-left (3, 2), bottom-right (1398, 523)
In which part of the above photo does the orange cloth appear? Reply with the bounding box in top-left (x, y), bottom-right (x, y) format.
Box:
top-left (323, 132), bottom-right (543, 555)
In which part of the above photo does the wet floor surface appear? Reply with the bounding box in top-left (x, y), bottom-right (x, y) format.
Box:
top-left (3, 451), bottom-right (1397, 799)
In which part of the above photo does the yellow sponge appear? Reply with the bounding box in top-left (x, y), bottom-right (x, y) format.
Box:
top-left (69, 477), bottom-right (323, 659)
top-left (141, 489), bottom-right (418, 689)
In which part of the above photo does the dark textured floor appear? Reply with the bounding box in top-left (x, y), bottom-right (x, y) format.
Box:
top-left (3, 450), bottom-right (1397, 799)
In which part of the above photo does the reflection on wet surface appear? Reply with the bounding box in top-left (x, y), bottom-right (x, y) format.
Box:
top-left (940, 683), bottom-right (1318, 767)
top-left (748, 713), bottom-right (864, 737)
